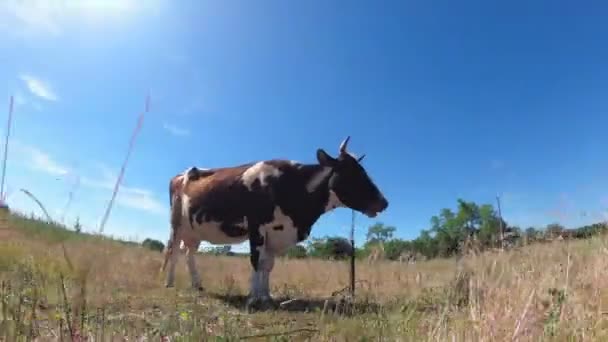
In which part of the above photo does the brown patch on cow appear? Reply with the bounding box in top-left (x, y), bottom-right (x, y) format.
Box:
top-left (182, 165), bottom-right (251, 199)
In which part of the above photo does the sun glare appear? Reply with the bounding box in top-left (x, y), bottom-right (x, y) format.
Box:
top-left (1, 0), bottom-right (165, 36)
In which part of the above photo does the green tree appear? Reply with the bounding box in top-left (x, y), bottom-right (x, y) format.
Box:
top-left (456, 199), bottom-right (481, 234)
top-left (73, 216), bottom-right (82, 234)
top-left (545, 223), bottom-right (565, 239)
top-left (365, 222), bottom-right (396, 244)
top-left (420, 198), bottom-right (510, 257)
top-left (476, 204), bottom-right (503, 248)
top-left (209, 245), bottom-right (232, 255)
top-left (430, 208), bottom-right (465, 257)
top-left (411, 229), bottom-right (437, 259)
top-left (525, 226), bottom-right (538, 239)
top-left (383, 239), bottom-right (412, 260)
top-left (285, 244), bottom-right (307, 259)
top-left (142, 238), bottom-right (165, 252)
top-left (307, 236), bottom-right (352, 259)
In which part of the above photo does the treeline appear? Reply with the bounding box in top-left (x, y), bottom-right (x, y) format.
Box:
top-left (284, 199), bottom-right (608, 261)
top-left (136, 198), bottom-right (608, 261)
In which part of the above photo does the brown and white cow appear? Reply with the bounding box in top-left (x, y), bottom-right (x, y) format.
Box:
top-left (160, 137), bottom-right (388, 309)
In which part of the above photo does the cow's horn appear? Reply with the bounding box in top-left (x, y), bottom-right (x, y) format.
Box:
top-left (339, 136), bottom-right (351, 154)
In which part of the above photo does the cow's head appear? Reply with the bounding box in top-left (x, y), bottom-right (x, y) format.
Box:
top-left (316, 136), bottom-right (388, 218)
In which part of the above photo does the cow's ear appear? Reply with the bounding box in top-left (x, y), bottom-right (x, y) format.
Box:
top-left (317, 149), bottom-right (337, 167)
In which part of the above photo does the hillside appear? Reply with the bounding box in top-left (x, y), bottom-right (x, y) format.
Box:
top-left (2, 211), bottom-right (608, 340)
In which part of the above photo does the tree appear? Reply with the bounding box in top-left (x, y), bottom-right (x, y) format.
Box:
top-left (477, 204), bottom-right (502, 248)
top-left (383, 239), bottom-right (412, 260)
top-left (456, 199), bottom-right (481, 235)
top-left (209, 245), bottom-right (232, 255)
top-left (142, 238), bottom-right (165, 252)
top-left (285, 244), bottom-right (307, 259)
top-left (411, 229), bottom-right (437, 259)
top-left (307, 237), bottom-right (334, 258)
top-left (430, 207), bottom-right (465, 257)
top-left (73, 216), bottom-right (82, 234)
top-left (307, 236), bottom-right (353, 259)
top-left (524, 227), bottom-right (538, 241)
top-left (545, 223), bottom-right (565, 239)
top-left (366, 222), bottom-right (396, 244)
top-left (418, 198), bottom-right (510, 257)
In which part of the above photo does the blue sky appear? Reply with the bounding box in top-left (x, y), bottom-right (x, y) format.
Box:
top-left (1, 0), bottom-right (608, 252)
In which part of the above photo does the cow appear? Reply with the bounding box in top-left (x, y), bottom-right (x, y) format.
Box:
top-left (160, 136), bottom-right (388, 309)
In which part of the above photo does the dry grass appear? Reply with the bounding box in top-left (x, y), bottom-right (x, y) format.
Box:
top-left (2, 212), bottom-right (608, 341)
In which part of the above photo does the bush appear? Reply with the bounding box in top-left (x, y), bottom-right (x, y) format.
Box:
top-left (285, 244), bottom-right (307, 259)
top-left (142, 238), bottom-right (165, 252)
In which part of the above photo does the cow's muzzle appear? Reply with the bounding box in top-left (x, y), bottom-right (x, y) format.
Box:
top-left (364, 196), bottom-right (388, 218)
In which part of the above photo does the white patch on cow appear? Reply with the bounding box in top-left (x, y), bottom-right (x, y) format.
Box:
top-left (325, 190), bottom-right (345, 212)
top-left (306, 166), bottom-right (332, 193)
top-left (175, 174), bottom-right (185, 187)
top-left (241, 162), bottom-right (282, 190)
top-left (188, 215), bottom-right (249, 245)
top-left (181, 193), bottom-right (192, 219)
top-left (258, 206), bottom-right (298, 256)
top-left (249, 207), bottom-right (297, 301)
top-left (249, 247), bottom-right (275, 300)
top-left (179, 193), bottom-right (248, 245)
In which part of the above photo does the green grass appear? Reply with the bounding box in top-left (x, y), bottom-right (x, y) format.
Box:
top-left (2, 210), bottom-right (608, 340)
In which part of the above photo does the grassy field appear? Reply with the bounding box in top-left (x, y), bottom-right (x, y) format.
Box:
top-left (2, 212), bottom-right (608, 341)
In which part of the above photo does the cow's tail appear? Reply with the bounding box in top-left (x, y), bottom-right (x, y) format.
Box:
top-left (161, 175), bottom-right (183, 273)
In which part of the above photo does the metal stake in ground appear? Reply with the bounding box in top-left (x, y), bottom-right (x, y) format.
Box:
top-left (496, 193), bottom-right (504, 250)
top-left (350, 209), bottom-right (356, 297)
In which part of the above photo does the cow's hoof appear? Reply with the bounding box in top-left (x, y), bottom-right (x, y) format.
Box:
top-left (246, 296), bottom-right (277, 312)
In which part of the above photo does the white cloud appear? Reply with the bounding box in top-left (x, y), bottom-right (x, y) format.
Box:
top-left (81, 162), bottom-right (167, 215)
top-left (19, 74), bottom-right (58, 102)
top-left (0, 0), bottom-right (166, 37)
top-left (13, 142), bottom-right (69, 176)
top-left (12, 142), bottom-right (166, 216)
top-left (162, 122), bottom-right (189, 137)
top-left (116, 188), bottom-right (167, 215)
top-left (31, 151), bottom-right (68, 175)
top-left (13, 90), bottom-right (44, 112)
top-left (0, 0), bottom-right (62, 36)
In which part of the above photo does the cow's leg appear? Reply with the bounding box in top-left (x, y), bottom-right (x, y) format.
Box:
top-left (246, 226), bottom-right (276, 311)
top-left (184, 240), bottom-right (203, 291)
top-left (163, 190), bottom-right (182, 288)
top-left (163, 238), bottom-right (180, 288)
